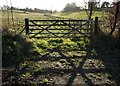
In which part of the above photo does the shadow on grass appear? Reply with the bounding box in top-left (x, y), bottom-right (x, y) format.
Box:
top-left (28, 35), bottom-right (119, 85)
top-left (2, 29), bottom-right (120, 85)
top-left (91, 35), bottom-right (120, 86)
top-left (27, 38), bottom-right (116, 85)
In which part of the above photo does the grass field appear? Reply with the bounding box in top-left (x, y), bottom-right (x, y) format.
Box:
top-left (1, 9), bottom-right (110, 34)
top-left (2, 9), bottom-right (120, 85)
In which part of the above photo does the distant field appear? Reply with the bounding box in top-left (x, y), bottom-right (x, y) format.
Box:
top-left (1, 10), bottom-right (107, 23)
top-left (54, 11), bottom-right (107, 20)
top-left (1, 9), bottom-right (110, 35)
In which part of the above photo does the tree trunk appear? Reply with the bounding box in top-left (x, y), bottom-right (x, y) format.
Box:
top-left (110, 2), bottom-right (120, 35)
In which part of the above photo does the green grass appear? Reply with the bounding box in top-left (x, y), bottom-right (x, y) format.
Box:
top-left (2, 9), bottom-right (120, 85)
top-left (1, 10), bottom-right (49, 34)
top-left (53, 11), bottom-right (106, 20)
top-left (1, 10), bottom-right (106, 28)
top-left (1, 9), bottom-right (109, 36)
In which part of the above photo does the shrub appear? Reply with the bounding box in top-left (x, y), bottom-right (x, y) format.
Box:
top-left (2, 29), bottom-right (35, 67)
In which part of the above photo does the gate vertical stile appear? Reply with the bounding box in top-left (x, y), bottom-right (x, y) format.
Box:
top-left (94, 17), bottom-right (98, 35)
top-left (25, 18), bottom-right (29, 35)
top-left (90, 19), bottom-right (93, 38)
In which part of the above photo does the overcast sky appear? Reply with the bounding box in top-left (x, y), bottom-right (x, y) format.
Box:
top-left (0, 0), bottom-right (115, 11)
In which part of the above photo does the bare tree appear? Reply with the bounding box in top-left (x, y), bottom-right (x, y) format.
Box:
top-left (84, 0), bottom-right (100, 20)
top-left (110, 1), bottom-right (120, 35)
top-left (10, 0), bottom-right (14, 28)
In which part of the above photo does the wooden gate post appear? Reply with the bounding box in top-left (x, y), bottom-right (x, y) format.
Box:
top-left (94, 17), bottom-right (98, 35)
top-left (25, 18), bottom-right (29, 34)
top-left (90, 19), bottom-right (93, 36)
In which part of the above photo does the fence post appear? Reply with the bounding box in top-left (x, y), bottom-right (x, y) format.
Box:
top-left (94, 17), bottom-right (98, 35)
top-left (90, 19), bottom-right (93, 36)
top-left (25, 18), bottom-right (29, 35)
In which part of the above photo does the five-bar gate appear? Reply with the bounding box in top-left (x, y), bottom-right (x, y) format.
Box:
top-left (25, 18), bottom-right (98, 38)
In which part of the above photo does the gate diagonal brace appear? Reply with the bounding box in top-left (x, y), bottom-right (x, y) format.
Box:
top-left (31, 21), bottom-right (59, 38)
top-left (61, 21), bottom-right (90, 38)
top-left (30, 20), bottom-right (45, 33)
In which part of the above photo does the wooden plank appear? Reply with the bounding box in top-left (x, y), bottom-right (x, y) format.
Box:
top-left (29, 28), bottom-right (91, 30)
top-left (29, 32), bottom-right (89, 34)
top-left (29, 36), bottom-right (89, 39)
top-left (29, 24), bottom-right (88, 26)
top-left (29, 19), bottom-right (94, 22)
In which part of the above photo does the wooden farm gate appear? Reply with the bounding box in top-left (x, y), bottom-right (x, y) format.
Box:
top-left (25, 17), bottom-right (98, 38)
